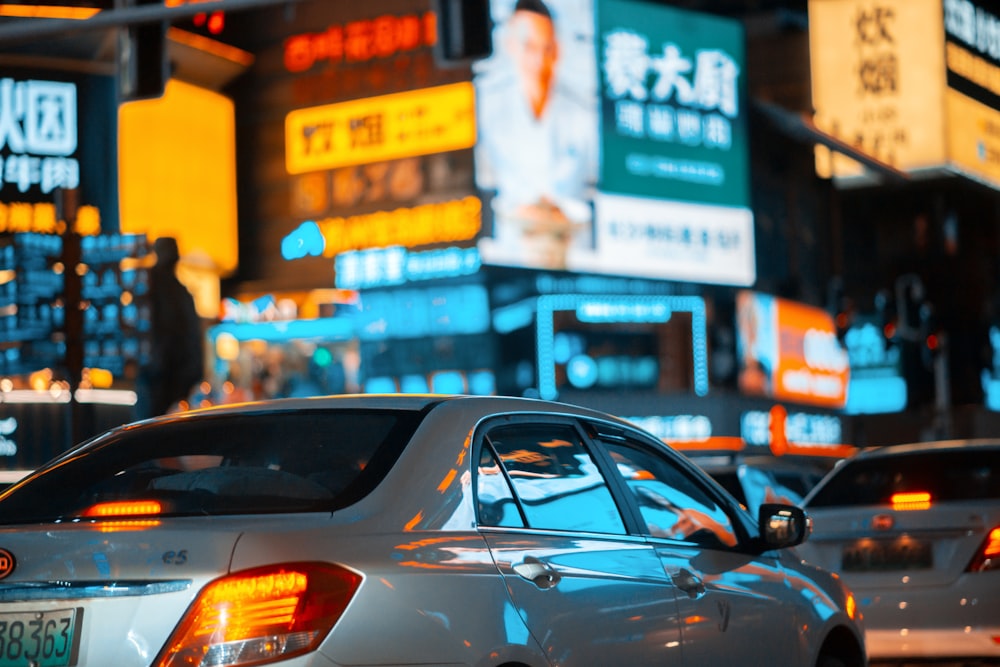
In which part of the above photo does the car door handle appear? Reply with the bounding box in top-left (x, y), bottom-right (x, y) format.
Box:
top-left (670, 567), bottom-right (706, 599)
top-left (513, 557), bottom-right (562, 589)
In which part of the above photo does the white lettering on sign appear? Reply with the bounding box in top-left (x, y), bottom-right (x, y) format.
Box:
top-left (742, 409), bottom-right (842, 446)
top-left (625, 414), bottom-right (713, 441)
top-left (945, 0), bottom-right (1000, 60)
top-left (0, 78), bottom-right (79, 194)
top-left (602, 30), bottom-right (739, 150)
top-left (803, 328), bottom-right (849, 372)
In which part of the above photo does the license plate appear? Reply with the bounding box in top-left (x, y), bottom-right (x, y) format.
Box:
top-left (842, 538), bottom-right (933, 572)
top-left (0, 608), bottom-right (80, 667)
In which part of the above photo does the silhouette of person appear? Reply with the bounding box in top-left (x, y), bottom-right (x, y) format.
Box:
top-left (136, 237), bottom-right (204, 418)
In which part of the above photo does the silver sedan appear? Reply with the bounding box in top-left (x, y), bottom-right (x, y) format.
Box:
top-left (798, 439), bottom-right (1000, 665)
top-left (0, 394), bottom-right (865, 667)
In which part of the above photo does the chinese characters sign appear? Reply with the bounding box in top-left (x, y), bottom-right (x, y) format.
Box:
top-left (809, 0), bottom-right (948, 180)
top-left (283, 11), bottom-right (437, 72)
top-left (811, 0), bottom-right (1000, 190)
top-left (0, 78), bottom-right (80, 195)
top-left (590, 0), bottom-right (755, 286)
top-left (285, 82), bottom-right (476, 174)
top-left (597, 0), bottom-right (749, 207)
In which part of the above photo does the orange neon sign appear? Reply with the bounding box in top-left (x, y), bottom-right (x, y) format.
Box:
top-left (0, 202), bottom-right (100, 235)
top-left (311, 196), bottom-right (481, 256)
top-left (284, 12), bottom-right (437, 73)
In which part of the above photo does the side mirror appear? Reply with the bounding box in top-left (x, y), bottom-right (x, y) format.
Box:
top-left (758, 503), bottom-right (810, 550)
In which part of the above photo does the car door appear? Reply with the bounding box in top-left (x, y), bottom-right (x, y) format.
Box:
top-left (592, 426), bottom-right (803, 666)
top-left (475, 416), bottom-right (683, 666)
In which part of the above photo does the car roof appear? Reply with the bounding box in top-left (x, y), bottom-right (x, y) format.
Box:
top-left (130, 393), bottom-right (638, 428)
top-left (854, 438), bottom-right (1000, 459)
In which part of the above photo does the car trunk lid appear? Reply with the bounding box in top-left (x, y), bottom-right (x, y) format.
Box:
top-left (799, 502), bottom-right (1000, 587)
top-left (0, 515), bottom-right (325, 667)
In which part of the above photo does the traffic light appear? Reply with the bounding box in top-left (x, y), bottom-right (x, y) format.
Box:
top-left (919, 302), bottom-right (943, 370)
top-left (118, 0), bottom-right (169, 102)
top-left (874, 288), bottom-right (898, 347)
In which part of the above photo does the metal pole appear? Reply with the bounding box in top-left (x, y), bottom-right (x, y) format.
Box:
top-left (0, 0), bottom-right (310, 45)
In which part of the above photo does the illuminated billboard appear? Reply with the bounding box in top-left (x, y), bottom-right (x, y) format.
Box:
top-left (232, 1), bottom-right (476, 291)
top-left (0, 70), bottom-right (116, 235)
top-left (810, 0), bottom-right (1000, 190)
top-left (473, 0), bottom-right (754, 285)
top-left (285, 82), bottom-right (477, 174)
top-left (119, 80), bottom-right (238, 275)
top-left (735, 290), bottom-right (850, 409)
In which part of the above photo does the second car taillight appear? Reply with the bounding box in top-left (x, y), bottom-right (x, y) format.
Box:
top-left (967, 526), bottom-right (1000, 573)
top-left (155, 562), bottom-right (361, 667)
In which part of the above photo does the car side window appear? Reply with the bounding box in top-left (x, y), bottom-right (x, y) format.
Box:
top-left (480, 422), bottom-right (627, 535)
top-left (602, 438), bottom-right (739, 549)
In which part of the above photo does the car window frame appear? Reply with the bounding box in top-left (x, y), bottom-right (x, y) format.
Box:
top-left (471, 412), bottom-right (757, 550)
top-left (473, 413), bottom-right (634, 536)
top-left (581, 419), bottom-right (757, 551)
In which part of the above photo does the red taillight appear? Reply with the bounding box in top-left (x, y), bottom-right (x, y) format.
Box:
top-left (967, 526), bottom-right (1000, 573)
top-left (890, 491), bottom-right (931, 511)
top-left (155, 562), bottom-right (361, 667)
top-left (83, 500), bottom-right (162, 517)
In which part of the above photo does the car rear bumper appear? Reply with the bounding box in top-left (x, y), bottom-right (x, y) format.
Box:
top-left (867, 626), bottom-right (1000, 660)
top-left (858, 585), bottom-right (1000, 659)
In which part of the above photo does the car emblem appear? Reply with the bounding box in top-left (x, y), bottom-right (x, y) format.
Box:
top-left (0, 548), bottom-right (14, 580)
top-left (871, 514), bottom-right (894, 531)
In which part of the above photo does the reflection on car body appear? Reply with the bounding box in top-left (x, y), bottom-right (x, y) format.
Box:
top-left (0, 395), bottom-right (864, 667)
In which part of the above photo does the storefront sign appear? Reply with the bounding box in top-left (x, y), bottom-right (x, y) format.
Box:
top-left (0, 78), bottom-right (79, 195)
top-left (810, 0), bottom-right (1000, 191)
top-left (810, 0), bottom-right (945, 179)
top-left (0, 70), bottom-right (116, 235)
top-left (220, 295), bottom-right (298, 323)
top-left (335, 245), bottom-right (481, 289)
top-left (741, 406), bottom-right (852, 457)
top-left (0, 201), bottom-right (100, 235)
top-left (943, 0), bottom-right (1000, 187)
top-left (357, 284), bottom-right (490, 340)
top-left (285, 82), bottom-right (476, 174)
top-left (281, 195), bottom-right (481, 259)
top-left (625, 414), bottom-right (714, 442)
top-left (283, 11), bottom-right (437, 72)
top-left (736, 290), bottom-right (850, 408)
top-left (843, 319), bottom-right (907, 414)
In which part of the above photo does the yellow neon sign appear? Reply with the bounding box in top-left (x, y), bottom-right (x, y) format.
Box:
top-left (285, 82), bottom-right (476, 174)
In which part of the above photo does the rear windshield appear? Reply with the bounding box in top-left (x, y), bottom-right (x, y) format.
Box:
top-left (806, 449), bottom-right (1000, 507)
top-left (0, 409), bottom-right (425, 524)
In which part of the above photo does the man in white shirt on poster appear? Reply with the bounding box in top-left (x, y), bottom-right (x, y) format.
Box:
top-left (475, 0), bottom-right (598, 270)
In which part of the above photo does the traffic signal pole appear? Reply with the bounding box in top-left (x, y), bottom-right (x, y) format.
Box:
top-left (0, 0), bottom-right (311, 45)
